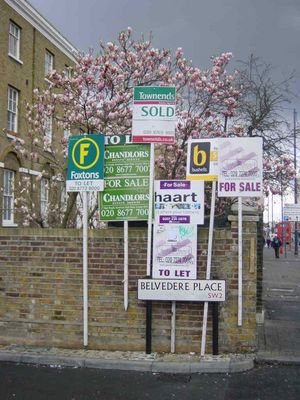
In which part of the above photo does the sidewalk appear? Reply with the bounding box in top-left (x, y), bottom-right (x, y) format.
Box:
top-left (257, 246), bottom-right (300, 364)
top-left (0, 344), bottom-right (254, 373)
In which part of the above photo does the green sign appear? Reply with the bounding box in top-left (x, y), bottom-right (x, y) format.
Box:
top-left (67, 134), bottom-right (105, 192)
top-left (99, 143), bottom-right (150, 221)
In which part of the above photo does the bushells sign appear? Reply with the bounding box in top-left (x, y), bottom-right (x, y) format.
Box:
top-left (99, 142), bottom-right (151, 221)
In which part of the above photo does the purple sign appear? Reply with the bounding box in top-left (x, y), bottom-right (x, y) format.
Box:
top-left (159, 215), bottom-right (190, 224)
top-left (160, 180), bottom-right (191, 190)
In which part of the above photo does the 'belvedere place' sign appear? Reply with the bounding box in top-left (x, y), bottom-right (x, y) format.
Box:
top-left (138, 279), bottom-right (226, 302)
top-left (67, 134), bottom-right (105, 192)
top-left (132, 86), bottom-right (176, 144)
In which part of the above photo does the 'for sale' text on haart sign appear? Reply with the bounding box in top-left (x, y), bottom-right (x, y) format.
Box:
top-left (218, 137), bottom-right (263, 197)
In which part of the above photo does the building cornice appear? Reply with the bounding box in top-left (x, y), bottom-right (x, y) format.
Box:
top-left (5, 0), bottom-right (78, 62)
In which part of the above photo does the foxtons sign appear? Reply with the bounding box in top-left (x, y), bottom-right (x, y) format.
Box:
top-left (67, 135), bottom-right (105, 192)
top-left (132, 86), bottom-right (176, 144)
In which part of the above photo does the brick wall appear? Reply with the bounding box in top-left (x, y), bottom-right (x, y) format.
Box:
top-left (0, 216), bottom-right (258, 353)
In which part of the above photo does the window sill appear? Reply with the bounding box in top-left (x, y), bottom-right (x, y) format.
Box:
top-left (44, 77), bottom-right (52, 84)
top-left (8, 53), bottom-right (23, 65)
top-left (2, 222), bottom-right (18, 227)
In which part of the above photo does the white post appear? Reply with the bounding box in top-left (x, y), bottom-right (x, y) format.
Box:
top-left (146, 143), bottom-right (155, 276)
top-left (124, 221), bottom-right (129, 311)
top-left (201, 180), bottom-right (216, 356)
top-left (171, 301), bottom-right (176, 353)
top-left (238, 196), bottom-right (243, 326)
top-left (83, 191), bottom-right (89, 347)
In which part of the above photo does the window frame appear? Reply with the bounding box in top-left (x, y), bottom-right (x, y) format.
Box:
top-left (7, 86), bottom-right (19, 133)
top-left (2, 169), bottom-right (15, 225)
top-left (45, 50), bottom-right (54, 77)
top-left (44, 115), bottom-right (53, 148)
top-left (8, 21), bottom-right (21, 60)
top-left (40, 177), bottom-right (49, 224)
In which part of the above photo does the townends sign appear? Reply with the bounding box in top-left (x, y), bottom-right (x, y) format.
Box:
top-left (67, 134), bottom-right (105, 192)
top-left (132, 86), bottom-right (177, 144)
top-left (138, 279), bottom-right (226, 302)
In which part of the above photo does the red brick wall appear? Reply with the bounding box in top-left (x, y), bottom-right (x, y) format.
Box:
top-left (0, 218), bottom-right (258, 353)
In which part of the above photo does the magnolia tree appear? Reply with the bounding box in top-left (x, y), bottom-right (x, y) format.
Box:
top-left (15, 28), bottom-right (295, 227)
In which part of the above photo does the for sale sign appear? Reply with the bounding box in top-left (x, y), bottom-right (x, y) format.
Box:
top-left (132, 86), bottom-right (176, 144)
top-left (67, 134), bottom-right (105, 192)
top-left (152, 224), bottom-right (197, 279)
top-left (186, 138), bottom-right (219, 181)
top-left (218, 137), bottom-right (263, 197)
top-left (154, 180), bottom-right (204, 225)
top-left (99, 143), bottom-right (150, 221)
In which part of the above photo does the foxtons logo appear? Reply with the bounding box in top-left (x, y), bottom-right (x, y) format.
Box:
top-left (72, 137), bottom-right (100, 170)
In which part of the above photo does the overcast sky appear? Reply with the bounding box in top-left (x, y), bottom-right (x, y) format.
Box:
top-left (29, 0), bottom-right (300, 112)
top-left (28, 0), bottom-right (300, 221)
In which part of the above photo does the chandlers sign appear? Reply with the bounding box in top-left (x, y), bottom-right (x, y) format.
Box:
top-left (186, 138), bottom-right (219, 181)
top-left (154, 180), bottom-right (204, 224)
top-left (218, 137), bottom-right (263, 197)
top-left (67, 134), bottom-right (105, 192)
top-left (138, 279), bottom-right (226, 302)
top-left (152, 224), bottom-right (197, 279)
top-left (99, 142), bottom-right (150, 221)
top-left (132, 86), bottom-right (176, 144)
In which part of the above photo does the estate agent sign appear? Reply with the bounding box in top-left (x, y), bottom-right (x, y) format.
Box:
top-left (99, 143), bottom-right (150, 221)
top-left (186, 138), bottom-right (219, 181)
top-left (67, 134), bottom-right (105, 192)
top-left (132, 86), bottom-right (176, 144)
top-left (154, 180), bottom-right (204, 224)
top-left (152, 224), bottom-right (197, 279)
top-left (218, 137), bottom-right (263, 197)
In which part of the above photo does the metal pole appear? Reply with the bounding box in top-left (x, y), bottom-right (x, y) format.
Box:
top-left (294, 109), bottom-right (298, 255)
top-left (238, 196), bottom-right (243, 326)
top-left (124, 221), bottom-right (129, 311)
top-left (201, 180), bottom-right (216, 356)
top-left (146, 143), bottom-right (155, 276)
top-left (83, 191), bottom-right (89, 347)
top-left (145, 143), bottom-right (154, 354)
top-left (171, 301), bottom-right (176, 353)
top-left (212, 302), bottom-right (219, 355)
top-left (271, 192), bottom-right (274, 233)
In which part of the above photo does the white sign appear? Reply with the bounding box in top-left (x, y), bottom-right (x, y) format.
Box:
top-left (138, 279), bottom-right (226, 302)
top-left (283, 204), bottom-right (300, 221)
top-left (186, 138), bottom-right (219, 181)
top-left (154, 180), bottom-right (204, 224)
top-left (132, 86), bottom-right (176, 144)
top-left (218, 137), bottom-right (263, 197)
top-left (152, 224), bottom-right (197, 279)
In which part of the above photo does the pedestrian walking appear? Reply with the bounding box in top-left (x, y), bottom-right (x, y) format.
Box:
top-left (271, 234), bottom-right (282, 258)
top-left (266, 237), bottom-right (271, 248)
